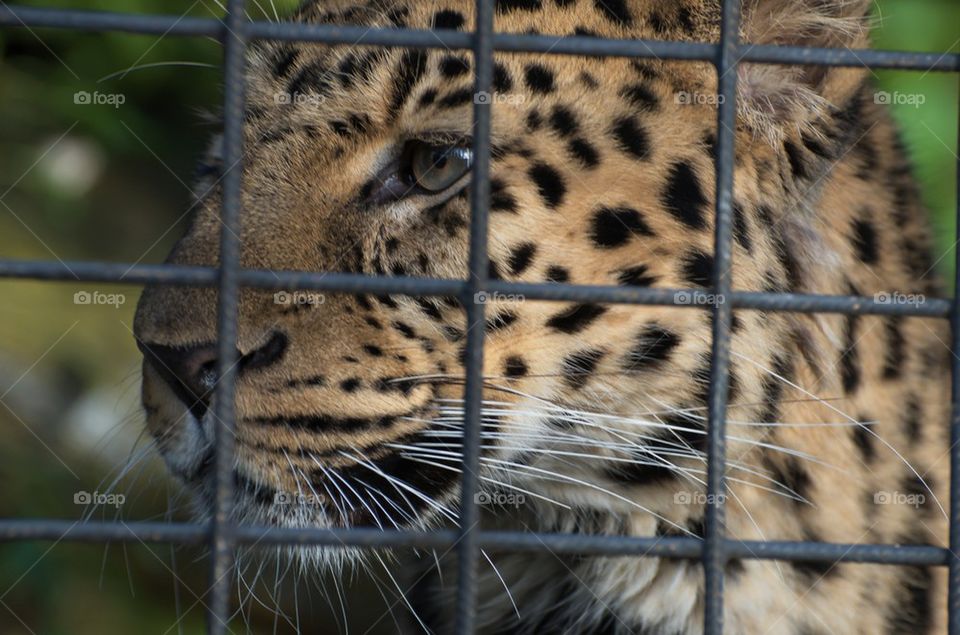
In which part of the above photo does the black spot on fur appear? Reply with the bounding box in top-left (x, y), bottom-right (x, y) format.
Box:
top-left (288, 61), bottom-right (334, 100)
top-left (852, 417), bottom-right (876, 463)
top-left (392, 321), bottom-right (417, 339)
top-left (524, 64), bottom-right (556, 93)
top-left (437, 87), bottom-right (474, 109)
top-left (611, 115), bottom-right (651, 160)
top-left (882, 317), bottom-right (906, 379)
top-left (490, 178), bottom-right (518, 213)
top-left (681, 250), bottom-right (714, 288)
top-left (562, 349), bottom-right (606, 389)
top-left (432, 10), bottom-right (465, 29)
top-left (589, 206), bottom-right (654, 247)
top-left (508, 242), bottom-right (538, 276)
top-left (388, 50), bottom-right (427, 117)
top-left (840, 313), bottom-right (861, 394)
top-left (768, 456), bottom-right (811, 503)
top-left (545, 266), bottom-right (569, 283)
top-left (438, 55), bottom-right (470, 78)
top-left (620, 83), bottom-right (658, 111)
top-left (663, 161), bottom-right (708, 230)
top-left (362, 344), bottom-right (383, 357)
top-left (549, 105), bottom-right (579, 137)
top-left (504, 356), bottom-right (528, 378)
top-left (526, 109), bottom-right (543, 131)
top-left (340, 378), bottom-right (361, 392)
top-left (784, 140), bottom-right (810, 179)
top-left (758, 354), bottom-right (791, 423)
top-left (272, 47), bottom-right (299, 77)
top-left (546, 304), bottom-right (608, 334)
top-left (903, 397), bottom-right (922, 441)
top-left (616, 265), bottom-right (657, 287)
top-left (528, 162), bottom-right (566, 209)
top-left (624, 325), bottom-right (680, 371)
top-left (485, 311), bottom-right (518, 332)
top-left (493, 63), bottom-right (513, 92)
top-left (885, 565), bottom-right (933, 633)
top-left (568, 137), bottom-right (600, 168)
top-left (417, 88), bottom-right (438, 108)
top-left (732, 203), bottom-right (753, 253)
top-left (852, 217), bottom-right (879, 265)
top-left (593, 0), bottom-right (633, 25)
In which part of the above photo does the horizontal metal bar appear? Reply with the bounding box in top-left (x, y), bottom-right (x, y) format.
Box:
top-left (0, 260), bottom-right (949, 317)
top-left (0, 5), bottom-right (221, 37)
top-left (0, 519), bottom-right (208, 544)
top-left (0, 520), bottom-right (948, 567)
top-left (2, 5), bottom-right (958, 72)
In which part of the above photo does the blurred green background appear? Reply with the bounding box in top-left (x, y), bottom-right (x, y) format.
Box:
top-left (0, 1), bottom-right (957, 633)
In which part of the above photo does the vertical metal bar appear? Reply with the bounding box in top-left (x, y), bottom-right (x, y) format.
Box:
top-left (703, 1), bottom-right (742, 633)
top-left (207, 2), bottom-right (246, 633)
top-left (455, 1), bottom-right (493, 633)
top-left (948, 90), bottom-right (960, 635)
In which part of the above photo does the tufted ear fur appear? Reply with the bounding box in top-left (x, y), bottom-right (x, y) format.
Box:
top-left (738, 0), bottom-right (872, 143)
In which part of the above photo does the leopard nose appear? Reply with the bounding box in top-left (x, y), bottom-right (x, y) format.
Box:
top-left (138, 332), bottom-right (288, 420)
top-left (139, 341), bottom-right (223, 420)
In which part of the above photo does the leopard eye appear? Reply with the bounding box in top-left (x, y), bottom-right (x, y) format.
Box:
top-left (406, 142), bottom-right (473, 192)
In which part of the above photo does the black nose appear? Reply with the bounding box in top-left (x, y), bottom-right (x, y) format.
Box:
top-left (140, 341), bottom-right (222, 419)
top-left (139, 332), bottom-right (288, 419)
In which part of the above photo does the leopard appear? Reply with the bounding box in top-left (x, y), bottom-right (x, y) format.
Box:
top-left (133, 0), bottom-right (951, 632)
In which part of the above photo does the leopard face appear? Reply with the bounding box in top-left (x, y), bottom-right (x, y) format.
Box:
top-left (134, 1), bottom-right (949, 631)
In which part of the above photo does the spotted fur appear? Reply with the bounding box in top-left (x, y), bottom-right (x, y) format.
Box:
top-left (135, 0), bottom-right (948, 632)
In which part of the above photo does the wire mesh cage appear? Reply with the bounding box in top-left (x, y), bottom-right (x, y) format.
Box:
top-left (0, 1), bottom-right (958, 633)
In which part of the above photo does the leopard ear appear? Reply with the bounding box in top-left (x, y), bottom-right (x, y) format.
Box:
top-left (738, 0), bottom-right (873, 142)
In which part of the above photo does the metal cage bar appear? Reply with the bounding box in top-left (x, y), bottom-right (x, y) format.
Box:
top-left (0, 0), bottom-right (957, 633)
top-left (949, 77), bottom-right (960, 635)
